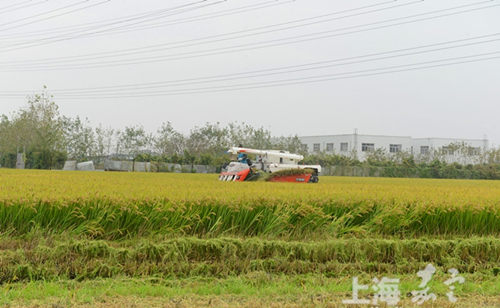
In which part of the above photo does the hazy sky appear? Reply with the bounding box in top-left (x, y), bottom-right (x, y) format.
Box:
top-left (1, 0), bottom-right (499, 145)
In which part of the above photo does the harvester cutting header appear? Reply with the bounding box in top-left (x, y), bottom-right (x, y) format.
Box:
top-left (219, 146), bottom-right (321, 183)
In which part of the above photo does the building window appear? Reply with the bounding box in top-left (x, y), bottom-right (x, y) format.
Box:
top-left (313, 143), bottom-right (320, 152)
top-left (340, 142), bottom-right (348, 152)
top-left (468, 147), bottom-right (481, 156)
top-left (301, 144), bottom-right (308, 152)
top-left (326, 143), bottom-right (334, 152)
top-left (442, 146), bottom-right (453, 155)
top-left (420, 146), bottom-right (429, 155)
top-left (362, 143), bottom-right (374, 152)
top-left (389, 144), bottom-right (402, 153)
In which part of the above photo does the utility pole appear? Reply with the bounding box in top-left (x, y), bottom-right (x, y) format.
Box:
top-left (353, 128), bottom-right (358, 160)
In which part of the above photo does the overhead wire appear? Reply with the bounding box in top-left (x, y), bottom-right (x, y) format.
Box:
top-left (0, 1), bottom-right (297, 53)
top-left (4, 32), bottom-right (496, 94)
top-left (2, 40), bottom-right (500, 98)
top-left (0, 0), bottom-right (35, 12)
top-left (79, 0), bottom-right (296, 39)
top-left (1, 0), bottom-right (498, 70)
top-left (0, 0), bottom-right (285, 41)
top-left (0, 0), bottom-right (108, 31)
top-left (1, 1), bottom-right (499, 99)
top-left (0, 0), bottom-right (48, 15)
top-left (0, 4), bottom-right (201, 39)
top-left (0, 0), bottom-right (225, 52)
top-left (9, 51), bottom-right (498, 99)
top-left (71, 0), bottom-right (331, 39)
top-left (0, 0), bottom-right (395, 61)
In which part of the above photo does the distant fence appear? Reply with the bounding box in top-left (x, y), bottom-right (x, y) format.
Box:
top-left (104, 160), bottom-right (218, 173)
top-left (321, 165), bottom-right (430, 178)
top-left (64, 160), bottom-right (401, 177)
top-left (63, 161), bottom-right (486, 179)
top-left (321, 166), bottom-right (387, 177)
top-left (103, 161), bottom-right (384, 177)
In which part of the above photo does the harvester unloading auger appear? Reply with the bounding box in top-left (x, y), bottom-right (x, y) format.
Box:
top-left (219, 147), bottom-right (321, 183)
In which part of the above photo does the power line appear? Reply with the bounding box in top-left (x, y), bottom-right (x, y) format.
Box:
top-left (1, 1), bottom-right (498, 70)
top-left (43, 54), bottom-right (500, 98)
top-left (0, 0), bottom-right (285, 41)
top-left (0, 2), bottom-right (210, 38)
top-left (2, 50), bottom-right (499, 98)
top-left (0, 1), bottom-right (430, 66)
top-left (4, 33), bottom-right (496, 94)
top-left (70, 0), bottom-right (368, 40)
top-left (0, 0), bottom-right (296, 53)
top-left (77, 0), bottom-right (296, 40)
top-left (0, 0), bottom-right (222, 52)
top-left (0, 0), bottom-right (395, 61)
top-left (0, 0), bottom-right (48, 15)
top-left (0, 0), bottom-right (36, 13)
top-left (42, 0), bottom-right (227, 42)
top-left (56, 54), bottom-right (500, 98)
top-left (0, 0), bottom-right (108, 31)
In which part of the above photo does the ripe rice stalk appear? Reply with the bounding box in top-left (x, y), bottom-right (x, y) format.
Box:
top-left (2, 170), bottom-right (500, 238)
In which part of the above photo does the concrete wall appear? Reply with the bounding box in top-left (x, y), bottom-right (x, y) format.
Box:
top-left (104, 160), bottom-right (217, 173)
top-left (63, 161), bottom-right (95, 171)
top-left (104, 160), bottom-right (151, 172)
top-left (15, 153), bottom-right (25, 169)
top-left (63, 161), bottom-right (77, 171)
top-left (77, 161), bottom-right (95, 171)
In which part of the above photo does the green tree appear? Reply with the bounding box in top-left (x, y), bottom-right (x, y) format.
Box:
top-left (94, 124), bottom-right (115, 158)
top-left (63, 116), bottom-right (95, 161)
top-left (9, 91), bottom-right (66, 169)
top-left (0, 114), bottom-right (16, 167)
top-left (154, 122), bottom-right (185, 156)
top-left (116, 125), bottom-right (152, 158)
top-left (272, 135), bottom-right (303, 155)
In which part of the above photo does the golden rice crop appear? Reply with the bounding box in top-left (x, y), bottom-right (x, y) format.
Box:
top-left (1, 169), bottom-right (500, 238)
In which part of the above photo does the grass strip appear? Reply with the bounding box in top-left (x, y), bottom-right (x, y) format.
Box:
top-left (1, 275), bottom-right (500, 307)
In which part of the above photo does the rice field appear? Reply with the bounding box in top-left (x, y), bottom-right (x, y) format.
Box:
top-left (1, 169), bottom-right (500, 239)
top-left (1, 169), bottom-right (500, 306)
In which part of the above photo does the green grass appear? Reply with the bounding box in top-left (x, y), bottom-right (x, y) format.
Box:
top-left (1, 274), bottom-right (499, 307)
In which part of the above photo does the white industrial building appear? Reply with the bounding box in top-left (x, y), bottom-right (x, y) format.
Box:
top-left (298, 133), bottom-right (489, 162)
top-left (411, 137), bottom-right (488, 156)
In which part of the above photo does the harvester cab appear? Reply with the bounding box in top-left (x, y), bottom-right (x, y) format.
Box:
top-left (219, 147), bottom-right (321, 183)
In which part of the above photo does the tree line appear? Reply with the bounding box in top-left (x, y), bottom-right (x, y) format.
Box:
top-left (3, 91), bottom-right (500, 180)
top-left (0, 93), bottom-right (303, 169)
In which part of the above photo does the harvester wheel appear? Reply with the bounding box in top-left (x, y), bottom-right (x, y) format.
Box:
top-left (308, 173), bottom-right (319, 183)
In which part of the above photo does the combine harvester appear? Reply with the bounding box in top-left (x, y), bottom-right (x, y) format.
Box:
top-left (219, 147), bottom-right (321, 183)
